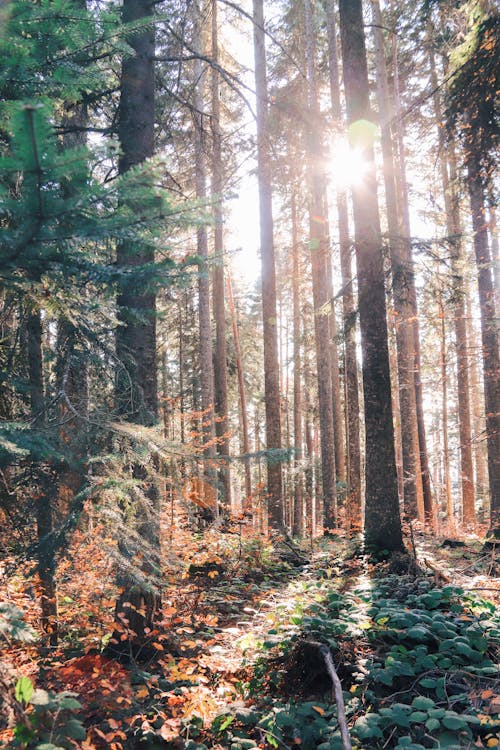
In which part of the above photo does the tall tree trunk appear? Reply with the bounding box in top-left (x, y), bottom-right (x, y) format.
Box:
top-left (438, 296), bottom-right (455, 532)
top-left (28, 309), bottom-right (58, 646)
top-left (210, 0), bottom-right (231, 510)
top-left (428, 43), bottom-right (475, 525)
top-left (57, 51), bottom-right (89, 524)
top-left (388, 307), bottom-right (405, 504)
top-left (291, 190), bottom-right (304, 537)
top-left (193, 0), bottom-right (217, 516)
top-left (467, 160), bottom-right (500, 536)
top-left (304, 335), bottom-right (315, 536)
top-left (304, 0), bottom-right (337, 530)
top-left (390, 23), bottom-right (433, 523)
top-left (227, 277), bottom-right (252, 508)
top-left (252, 0), bottom-right (283, 530)
top-left (371, 0), bottom-right (422, 521)
top-left (114, 0), bottom-right (160, 647)
top-left (326, 260), bottom-right (346, 486)
top-left (488, 201), bottom-right (499, 315)
top-left (323, 0), bottom-right (361, 528)
top-left (339, 0), bottom-right (403, 552)
top-left (466, 291), bottom-right (488, 513)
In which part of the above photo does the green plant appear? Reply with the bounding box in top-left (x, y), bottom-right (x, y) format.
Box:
top-left (13, 677), bottom-right (86, 749)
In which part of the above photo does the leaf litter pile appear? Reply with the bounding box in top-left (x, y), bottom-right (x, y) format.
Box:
top-left (1, 530), bottom-right (499, 750)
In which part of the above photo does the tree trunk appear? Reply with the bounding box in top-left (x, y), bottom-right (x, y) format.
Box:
top-left (28, 309), bottom-right (58, 646)
top-left (428, 43), bottom-right (475, 525)
top-left (339, 0), bottom-right (403, 552)
top-left (210, 0), bottom-right (231, 509)
top-left (466, 291), bottom-right (488, 513)
top-left (114, 0), bottom-right (160, 649)
top-left (467, 160), bottom-right (500, 536)
top-left (291, 190), bottom-right (304, 537)
top-left (252, 0), bottom-right (283, 530)
top-left (227, 277), bottom-right (252, 508)
top-left (57, 59), bottom-right (89, 525)
top-left (371, 0), bottom-right (422, 521)
top-left (304, 0), bottom-right (337, 531)
top-left (193, 0), bottom-right (217, 517)
top-left (390, 23), bottom-right (433, 523)
top-left (438, 296), bottom-right (455, 532)
top-left (488, 201), bottom-right (499, 315)
top-left (323, 0), bottom-right (361, 529)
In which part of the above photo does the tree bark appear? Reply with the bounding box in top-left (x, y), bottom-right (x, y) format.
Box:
top-left (428, 43), bottom-right (475, 525)
top-left (227, 277), bottom-right (252, 508)
top-left (466, 291), bottom-right (489, 512)
top-left (252, 0), bottom-right (283, 530)
top-left (371, 0), bottom-right (422, 521)
top-left (323, 0), bottom-right (361, 529)
top-left (390, 22), bottom-right (433, 523)
top-left (291, 191), bottom-right (304, 537)
top-left (28, 309), bottom-right (58, 646)
top-left (339, 0), bottom-right (403, 552)
top-left (193, 0), bottom-right (217, 517)
top-left (467, 161), bottom-right (500, 536)
top-left (210, 0), bottom-right (231, 509)
top-left (114, 0), bottom-right (160, 648)
top-left (438, 296), bottom-right (455, 532)
top-left (304, 0), bottom-right (337, 531)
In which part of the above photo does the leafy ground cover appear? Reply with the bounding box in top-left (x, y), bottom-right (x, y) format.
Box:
top-left (1, 532), bottom-right (498, 750)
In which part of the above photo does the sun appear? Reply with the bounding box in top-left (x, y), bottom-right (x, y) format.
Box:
top-left (328, 137), bottom-right (369, 190)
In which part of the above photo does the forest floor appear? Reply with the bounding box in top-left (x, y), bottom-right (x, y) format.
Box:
top-left (1, 529), bottom-right (499, 750)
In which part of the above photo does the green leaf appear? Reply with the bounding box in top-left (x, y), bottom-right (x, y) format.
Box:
top-left (15, 676), bottom-right (34, 704)
top-left (425, 718), bottom-right (441, 732)
top-left (418, 678), bottom-right (437, 688)
top-left (354, 714), bottom-right (383, 740)
top-left (410, 711), bottom-right (428, 723)
top-left (436, 731), bottom-right (466, 747)
top-left (442, 714), bottom-right (467, 730)
top-left (35, 744), bottom-right (67, 750)
top-left (406, 626), bottom-right (430, 641)
top-left (61, 718), bottom-right (86, 740)
top-left (58, 696), bottom-right (82, 710)
top-left (212, 714), bottom-right (234, 733)
top-left (412, 696), bottom-right (435, 710)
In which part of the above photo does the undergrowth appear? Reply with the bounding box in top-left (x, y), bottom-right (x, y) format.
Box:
top-left (2, 537), bottom-right (499, 750)
top-left (196, 572), bottom-right (500, 750)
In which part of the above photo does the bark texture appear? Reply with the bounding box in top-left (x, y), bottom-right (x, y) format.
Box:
top-left (371, 0), bottom-right (422, 521)
top-left (253, 0), bottom-right (283, 529)
top-left (304, 0), bottom-right (337, 530)
top-left (323, 0), bottom-right (361, 528)
top-left (211, 0), bottom-right (231, 508)
top-left (339, 0), bottom-right (403, 552)
top-left (114, 0), bottom-right (160, 647)
top-left (468, 162), bottom-right (500, 535)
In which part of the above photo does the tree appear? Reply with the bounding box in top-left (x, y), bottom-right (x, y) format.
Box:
top-left (210, 0), bottom-right (231, 509)
top-left (193, 0), bottom-right (217, 516)
top-left (371, 0), bottom-right (423, 522)
top-left (323, 0), bottom-right (361, 529)
top-left (114, 0), bottom-right (161, 645)
top-left (303, 0), bottom-right (337, 530)
top-left (338, 0), bottom-right (403, 552)
top-left (445, 3), bottom-right (499, 533)
top-left (252, 0), bottom-right (283, 530)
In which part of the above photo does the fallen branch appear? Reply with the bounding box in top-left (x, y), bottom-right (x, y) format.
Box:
top-left (307, 641), bottom-right (352, 750)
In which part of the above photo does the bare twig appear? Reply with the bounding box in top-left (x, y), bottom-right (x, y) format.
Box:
top-left (307, 642), bottom-right (352, 750)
